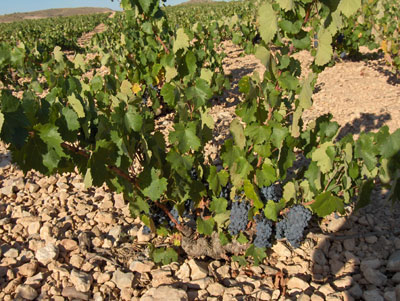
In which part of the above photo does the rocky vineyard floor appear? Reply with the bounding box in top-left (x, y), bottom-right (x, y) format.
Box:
top-left (1, 25), bottom-right (400, 301)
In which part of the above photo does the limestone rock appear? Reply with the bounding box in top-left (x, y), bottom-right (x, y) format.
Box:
top-left (35, 243), bottom-right (58, 265)
top-left (16, 285), bottom-right (38, 300)
top-left (112, 270), bottom-right (134, 290)
top-left (70, 269), bottom-right (93, 293)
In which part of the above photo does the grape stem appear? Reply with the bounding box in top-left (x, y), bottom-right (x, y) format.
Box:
top-left (155, 34), bottom-right (170, 54)
top-left (154, 201), bottom-right (191, 235)
top-left (61, 142), bottom-right (140, 189)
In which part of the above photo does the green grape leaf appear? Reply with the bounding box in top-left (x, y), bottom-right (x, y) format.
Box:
top-left (277, 0), bottom-right (294, 11)
top-left (67, 94), bottom-right (85, 119)
top-left (315, 30), bottom-right (333, 66)
top-left (200, 68), bottom-right (213, 84)
top-left (186, 78), bottom-right (212, 108)
top-left (264, 199), bottom-right (285, 221)
top-left (53, 46), bottom-right (63, 63)
top-left (210, 197), bottom-right (228, 214)
top-left (244, 180), bottom-right (263, 209)
top-left (185, 51), bottom-right (197, 75)
top-left (311, 192), bottom-right (345, 217)
top-left (338, 0), bottom-right (361, 18)
top-left (142, 168), bottom-right (168, 201)
top-left (379, 128), bottom-right (400, 159)
top-left (124, 109), bottom-right (143, 133)
top-left (166, 151), bottom-right (194, 178)
top-left (355, 179), bottom-right (374, 210)
top-left (255, 46), bottom-right (270, 66)
top-left (0, 112), bottom-right (3, 132)
top-left (37, 123), bottom-right (65, 157)
top-left (84, 168), bottom-right (93, 188)
top-left (232, 255), bottom-right (247, 266)
top-left (237, 232), bottom-right (249, 244)
top-left (152, 247), bottom-right (178, 265)
top-left (258, 3), bottom-right (278, 44)
top-left (169, 122), bottom-right (201, 153)
top-left (283, 182), bottom-right (296, 201)
top-left (271, 126), bottom-right (288, 149)
top-left (196, 217), bottom-right (215, 235)
top-left (219, 232), bottom-right (230, 246)
top-left (165, 66), bottom-right (178, 83)
top-left (62, 107), bottom-right (80, 132)
top-left (73, 54), bottom-right (86, 71)
top-left (161, 83), bottom-right (179, 107)
top-left (173, 28), bottom-right (189, 53)
top-left (230, 119), bottom-right (246, 150)
top-left (245, 244), bottom-right (266, 265)
top-left (355, 133), bottom-right (378, 171)
top-left (208, 166), bottom-right (229, 194)
top-left (238, 76), bottom-right (250, 93)
top-left (299, 73), bottom-right (316, 110)
top-left (312, 142), bottom-right (334, 173)
top-left (1, 91), bottom-right (19, 113)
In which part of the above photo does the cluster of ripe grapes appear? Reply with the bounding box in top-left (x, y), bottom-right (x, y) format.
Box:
top-left (143, 171), bottom-right (313, 249)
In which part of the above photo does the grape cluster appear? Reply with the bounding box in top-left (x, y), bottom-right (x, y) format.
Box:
top-left (253, 215), bottom-right (273, 248)
top-left (259, 183), bottom-right (283, 203)
top-left (219, 183), bottom-right (232, 201)
top-left (228, 201), bottom-right (250, 236)
top-left (190, 168), bottom-right (198, 181)
top-left (142, 203), bottom-right (180, 234)
top-left (275, 205), bottom-right (312, 248)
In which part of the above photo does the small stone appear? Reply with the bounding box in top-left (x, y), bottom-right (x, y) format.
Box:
top-left (93, 292), bottom-right (104, 301)
top-left (272, 241), bottom-right (291, 257)
top-left (18, 261), bottom-right (38, 277)
top-left (188, 259), bottom-right (208, 280)
top-left (129, 261), bottom-right (154, 273)
top-left (27, 221), bottom-right (41, 235)
top-left (4, 248), bottom-right (19, 258)
top-left (175, 262), bottom-right (191, 280)
top-left (363, 289), bottom-right (383, 301)
top-left (326, 216), bottom-right (346, 232)
top-left (254, 288), bottom-right (272, 301)
top-left (62, 286), bottom-right (89, 300)
top-left (187, 277), bottom-right (213, 290)
top-left (343, 238), bottom-right (356, 251)
top-left (392, 272), bottom-right (400, 283)
top-left (70, 269), bottom-right (93, 293)
top-left (333, 275), bottom-right (353, 289)
top-left (97, 272), bottom-right (111, 284)
top-left (16, 285), bottom-right (38, 300)
top-left (312, 249), bottom-right (327, 266)
top-left (271, 289), bottom-right (280, 300)
top-left (348, 283), bottom-right (363, 299)
top-left (60, 239), bottom-right (79, 251)
top-left (286, 277), bottom-right (309, 290)
top-left (365, 235), bottom-right (378, 244)
top-left (319, 283), bottom-right (335, 295)
top-left (113, 193), bottom-right (126, 209)
top-left (112, 270), bottom-right (134, 290)
top-left (207, 283), bottom-right (225, 296)
top-left (384, 291), bottom-right (396, 301)
top-left (387, 250), bottom-right (400, 272)
top-left (361, 258), bottom-right (381, 271)
top-left (108, 226), bottom-right (122, 245)
top-left (141, 285), bottom-right (188, 301)
top-left (363, 267), bottom-right (387, 286)
top-left (70, 254), bottom-right (84, 268)
top-left (25, 272), bottom-right (44, 288)
top-left (95, 212), bottom-right (115, 224)
top-left (216, 265), bottom-right (230, 279)
top-left (35, 243), bottom-right (58, 265)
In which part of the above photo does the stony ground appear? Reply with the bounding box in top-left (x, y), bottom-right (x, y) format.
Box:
top-left (1, 18), bottom-right (400, 301)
